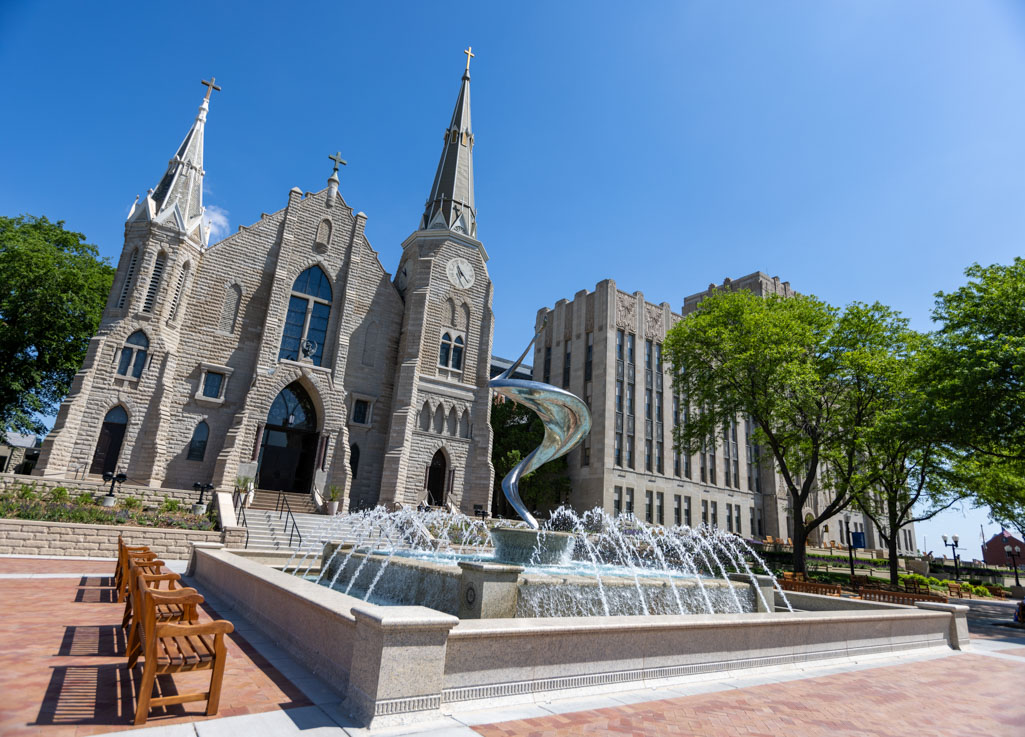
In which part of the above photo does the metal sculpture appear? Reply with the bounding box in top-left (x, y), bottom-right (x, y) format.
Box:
top-left (489, 321), bottom-right (592, 529)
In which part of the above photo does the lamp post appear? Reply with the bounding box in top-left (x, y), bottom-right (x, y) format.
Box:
top-left (100, 471), bottom-right (127, 507)
top-left (192, 482), bottom-right (214, 514)
top-left (844, 514), bottom-right (856, 584)
top-left (942, 534), bottom-right (961, 580)
top-left (1005, 543), bottom-right (1022, 588)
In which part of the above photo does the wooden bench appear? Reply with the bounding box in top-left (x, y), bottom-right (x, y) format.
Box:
top-left (947, 582), bottom-right (973, 600)
top-left (780, 579), bottom-right (842, 597)
top-left (116, 536), bottom-right (156, 602)
top-left (130, 574), bottom-right (234, 724)
top-left (861, 589), bottom-right (948, 605)
top-left (125, 566), bottom-right (196, 664)
top-left (903, 579), bottom-right (931, 595)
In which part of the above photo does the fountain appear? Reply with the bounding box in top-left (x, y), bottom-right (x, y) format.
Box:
top-left (182, 327), bottom-right (970, 727)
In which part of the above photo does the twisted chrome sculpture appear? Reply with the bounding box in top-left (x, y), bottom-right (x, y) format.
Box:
top-left (490, 322), bottom-right (592, 529)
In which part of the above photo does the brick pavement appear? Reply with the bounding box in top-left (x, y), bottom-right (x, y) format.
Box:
top-left (473, 654), bottom-right (1025, 737)
top-left (0, 557), bottom-right (310, 736)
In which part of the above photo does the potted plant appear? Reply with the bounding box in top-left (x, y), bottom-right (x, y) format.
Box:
top-left (326, 485), bottom-right (342, 515)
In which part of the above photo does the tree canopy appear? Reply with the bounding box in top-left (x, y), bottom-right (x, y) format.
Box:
top-left (0, 215), bottom-right (114, 435)
top-left (664, 289), bottom-right (918, 573)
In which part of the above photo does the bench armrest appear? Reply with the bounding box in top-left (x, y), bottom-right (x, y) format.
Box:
top-left (146, 587), bottom-right (204, 607)
top-left (139, 572), bottom-right (182, 589)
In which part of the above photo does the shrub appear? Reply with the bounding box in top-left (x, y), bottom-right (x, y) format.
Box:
top-left (160, 498), bottom-right (181, 513)
top-left (74, 492), bottom-right (94, 506)
top-left (49, 487), bottom-right (70, 503)
top-left (120, 496), bottom-right (141, 510)
top-left (15, 483), bottom-right (39, 501)
top-left (926, 576), bottom-right (941, 587)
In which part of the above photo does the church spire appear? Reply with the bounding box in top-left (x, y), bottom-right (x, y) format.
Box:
top-left (142, 78), bottom-right (220, 245)
top-left (420, 48), bottom-right (476, 238)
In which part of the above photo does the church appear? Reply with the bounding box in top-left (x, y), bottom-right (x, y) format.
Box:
top-left (34, 52), bottom-right (496, 514)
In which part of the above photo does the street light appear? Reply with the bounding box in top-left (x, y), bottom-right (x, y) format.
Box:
top-left (192, 482), bottom-right (214, 506)
top-left (844, 513), bottom-right (856, 584)
top-left (942, 534), bottom-right (961, 580)
top-left (1005, 543), bottom-right (1022, 588)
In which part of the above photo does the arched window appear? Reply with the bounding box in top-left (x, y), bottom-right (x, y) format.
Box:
top-left (142, 251), bottom-right (167, 313)
top-left (433, 405), bottom-right (445, 434)
top-left (117, 249), bottom-right (138, 309)
top-left (419, 402), bottom-right (431, 432)
top-left (439, 332), bottom-right (452, 367)
top-left (438, 334), bottom-right (465, 372)
top-left (219, 284), bottom-right (242, 333)
top-left (279, 265), bottom-right (332, 366)
top-left (459, 410), bottom-right (470, 439)
top-left (446, 407), bottom-right (457, 435)
top-left (116, 331), bottom-right (149, 379)
top-left (349, 443), bottom-right (360, 480)
top-left (451, 336), bottom-right (464, 371)
top-left (315, 219), bottom-right (332, 248)
top-left (168, 262), bottom-right (190, 321)
top-left (187, 421), bottom-right (209, 461)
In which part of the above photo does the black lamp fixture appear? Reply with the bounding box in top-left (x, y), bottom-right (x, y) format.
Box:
top-left (193, 482), bottom-right (215, 506)
top-left (942, 534), bottom-right (961, 580)
top-left (1004, 541), bottom-right (1022, 588)
top-left (102, 470), bottom-right (127, 496)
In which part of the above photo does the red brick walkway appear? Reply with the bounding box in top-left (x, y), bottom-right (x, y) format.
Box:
top-left (473, 654), bottom-right (1025, 737)
top-left (0, 557), bottom-right (310, 736)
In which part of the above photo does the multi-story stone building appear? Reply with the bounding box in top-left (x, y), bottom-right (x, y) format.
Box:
top-left (534, 273), bottom-right (918, 553)
top-left (35, 56), bottom-right (495, 514)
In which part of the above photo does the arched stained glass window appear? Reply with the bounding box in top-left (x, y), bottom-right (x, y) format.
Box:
top-left (439, 332), bottom-right (452, 367)
top-left (117, 331), bottom-right (149, 379)
top-left (187, 421), bottom-right (209, 461)
top-left (279, 266), bottom-right (332, 366)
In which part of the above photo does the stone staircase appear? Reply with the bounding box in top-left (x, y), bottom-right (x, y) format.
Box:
top-left (247, 489), bottom-right (319, 514)
top-left (237, 498), bottom-right (369, 552)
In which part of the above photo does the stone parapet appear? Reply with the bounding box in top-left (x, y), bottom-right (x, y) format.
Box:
top-left (0, 518), bottom-right (231, 559)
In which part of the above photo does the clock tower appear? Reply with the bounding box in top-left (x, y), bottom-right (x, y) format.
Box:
top-left (378, 49), bottom-right (495, 512)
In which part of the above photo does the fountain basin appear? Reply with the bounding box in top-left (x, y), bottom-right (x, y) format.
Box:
top-left (490, 526), bottom-right (575, 566)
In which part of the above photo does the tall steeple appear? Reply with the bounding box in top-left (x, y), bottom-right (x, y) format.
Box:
top-left (420, 48), bottom-right (476, 238)
top-left (129, 78), bottom-right (220, 246)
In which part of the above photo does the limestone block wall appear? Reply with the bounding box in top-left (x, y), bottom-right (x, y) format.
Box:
top-left (0, 518), bottom-right (244, 559)
top-left (0, 473), bottom-right (201, 507)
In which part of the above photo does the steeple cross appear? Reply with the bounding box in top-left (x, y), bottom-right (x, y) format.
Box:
top-left (328, 151), bottom-right (347, 174)
top-left (464, 46), bottom-right (474, 73)
top-left (201, 77), bottom-right (222, 100)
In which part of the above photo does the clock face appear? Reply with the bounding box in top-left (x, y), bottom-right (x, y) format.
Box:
top-left (446, 257), bottom-right (475, 289)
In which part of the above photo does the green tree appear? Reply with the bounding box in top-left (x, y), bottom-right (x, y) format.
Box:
top-left (490, 398), bottom-right (570, 519)
top-left (664, 290), bottom-right (905, 574)
top-left (855, 333), bottom-right (966, 584)
top-left (0, 215), bottom-right (114, 434)
top-left (924, 259), bottom-right (1025, 538)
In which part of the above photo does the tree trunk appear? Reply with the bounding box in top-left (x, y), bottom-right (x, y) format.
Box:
top-left (887, 493), bottom-right (900, 586)
top-left (887, 534), bottom-right (900, 586)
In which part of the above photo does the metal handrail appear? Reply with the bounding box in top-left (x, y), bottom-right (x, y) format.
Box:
top-left (275, 491), bottom-right (303, 548)
top-left (231, 489), bottom-right (251, 549)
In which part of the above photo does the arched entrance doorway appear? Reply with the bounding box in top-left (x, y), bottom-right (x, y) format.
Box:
top-left (257, 382), bottom-right (319, 493)
top-left (426, 450), bottom-right (447, 507)
top-left (90, 406), bottom-right (128, 476)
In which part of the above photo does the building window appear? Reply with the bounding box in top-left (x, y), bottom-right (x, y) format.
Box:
top-left (684, 496), bottom-right (692, 527)
top-left (626, 384), bottom-right (635, 415)
top-left (729, 420), bottom-right (740, 489)
top-left (625, 487), bottom-right (634, 515)
top-left (655, 392), bottom-right (663, 423)
top-left (645, 339), bottom-right (653, 371)
top-left (352, 399), bottom-right (371, 426)
top-left (439, 332), bottom-right (464, 371)
top-left (117, 331), bottom-right (149, 379)
top-left (656, 492), bottom-right (664, 525)
top-left (673, 495), bottom-right (681, 526)
top-left (626, 434), bottom-right (634, 469)
top-left (645, 490), bottom-right (653, 523)
top-left (627, 333), bottom-right (635, 364)
top-left (700, 443), bottom-right (707, 483)
top-left (746, 417), bottom-right (761, 493)
top-left (563, 346), bottom-right (571, 388)
top-left (673, 449), bottom-right (681, 477)
top-left (585, 332), bottom-right (593, 380)
top-left (655, 342), bottom-right (663, 373)
top-left (645, 439), bottom-right (652, 472)
top-left (117, 249), bottom-right (139, 309)
top-left (614, 433), bottom-right (623, 467)
top-left (279, 265), bottom-right (332, 366)
top-left (701, 499), bottom-right (708, 525)
top-left (726, 503), bottom-right (734, 532)
top-left (645, 389), bottom-right (652, 420)
top-left (543, 346), bottom-right (552, 383)
top-left (735, 505), bottom-right (742, 536)
top-left (613, 486), bottom-right (622, 516)
top-left (711, 501), bottom-right (718, 528)
top-left (684, 451), bottom-right (692, 479)
top-left (616, 381), bottom-right (624, 413)
top-left (708, 445), bottom-right (717, 485)
top-left (168, 262), bottom-right (189, 321)
top-left (724, 428), bottom-right (733, 487)
top-left (581, 434), bottom-right (590, 466)
top-left (202, 372), bottom-right (223, 399)
top-left (616, 330), bottom-right (624, 361)
top-left (656, 441), bottom-right (664, 474)
top-left (142, 251), bottom-right (167, 313)
top-left (750, 507), bottom-right (756, 537)
top-left (187, 421), bottom-right (209, 461)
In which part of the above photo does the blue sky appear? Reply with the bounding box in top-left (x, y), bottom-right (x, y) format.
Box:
top-left (2, 1), bottom-right (1023, 552)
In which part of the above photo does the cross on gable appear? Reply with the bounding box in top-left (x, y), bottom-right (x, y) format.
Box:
top-left (201, 77), bottom-right (222, 100)
top-left (329, 151), bottom-right (347, 174)
top-left (464, 46), bottom-right (474, 73)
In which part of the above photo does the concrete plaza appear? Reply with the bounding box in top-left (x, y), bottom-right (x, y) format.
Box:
top-left (0, 554), bottom-right (1021, 737)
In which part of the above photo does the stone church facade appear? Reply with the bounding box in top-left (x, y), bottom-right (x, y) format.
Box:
top-left (35, 61), bottom-right (495, 514)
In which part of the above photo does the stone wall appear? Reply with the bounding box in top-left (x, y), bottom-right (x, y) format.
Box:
top-left (0, 518), bottom-right (245, 560)
top-left (0, 473), bottom-right (200, 508)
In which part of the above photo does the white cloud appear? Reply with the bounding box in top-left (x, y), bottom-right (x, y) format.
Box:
top-left (203, 205), bottom-right (230, 243)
